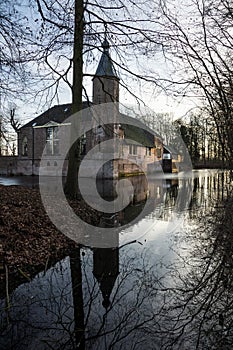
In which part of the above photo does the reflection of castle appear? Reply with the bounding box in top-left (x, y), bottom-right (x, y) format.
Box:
top-left (91, 177), bottom-right (179, 308)
top-left (80, 175), bottom-right (179, 229)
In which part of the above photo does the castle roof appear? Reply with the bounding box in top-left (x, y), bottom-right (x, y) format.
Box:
top-left (19, 103), bottom-right (162, 149)
top-left (19, 102), bottom-right (91, 129)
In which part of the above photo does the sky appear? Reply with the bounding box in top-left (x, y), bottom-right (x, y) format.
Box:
top-left (12, 47), bottom-right (197, 128)
top-left (1, 0), bottom-right (201, 130)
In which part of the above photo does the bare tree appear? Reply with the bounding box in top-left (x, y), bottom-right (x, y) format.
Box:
top-left (0, 1), bottom-right (42, 103)
top-left (29, 0), bottom-right (167, 197)
top-left (152, 0), bottom-right (233, 167)
top-left (31, 0), bottom-right (233, 195)
top-left (0, 111), bottom-right (18, 156)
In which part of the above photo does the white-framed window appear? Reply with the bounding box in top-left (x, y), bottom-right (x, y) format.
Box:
top-left (22, 136), bottom-right (28, 156)
top-left (46, 127), bottom-right (59, 155)
top-left (129, 144), bottom-right (137, 155)
top-left (163, 153), bottom-right (171, 160)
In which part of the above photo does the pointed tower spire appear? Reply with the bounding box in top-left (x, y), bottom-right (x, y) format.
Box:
top-left (93, 36), bottom-right (120, 104)
top-left (95, 39), bottom-right (119, 78)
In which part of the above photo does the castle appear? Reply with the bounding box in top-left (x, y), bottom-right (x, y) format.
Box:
top-left (0, 40), bottom-right (178, 177)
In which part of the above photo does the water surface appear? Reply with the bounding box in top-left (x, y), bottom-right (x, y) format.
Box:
top-left (0, 170), bottom-right (232, 349)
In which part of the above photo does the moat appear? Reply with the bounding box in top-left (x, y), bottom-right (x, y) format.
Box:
top-left (0, 169), bottom-right (232, 349)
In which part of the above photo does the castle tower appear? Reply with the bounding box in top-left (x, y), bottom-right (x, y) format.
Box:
top-left (93, 39), bottom-right (119, 104)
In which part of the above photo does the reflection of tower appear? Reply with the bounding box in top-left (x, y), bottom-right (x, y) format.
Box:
top-left (93, 247), bottom-right (119, 309)
top-left (93, 212), bottom-right (119, 309)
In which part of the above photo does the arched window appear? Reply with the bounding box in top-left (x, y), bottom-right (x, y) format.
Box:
top-left (22, 136), bottom-right (28, 156)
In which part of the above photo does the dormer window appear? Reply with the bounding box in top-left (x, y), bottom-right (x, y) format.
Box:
top-left (46, 126), bottom-right (59, 155)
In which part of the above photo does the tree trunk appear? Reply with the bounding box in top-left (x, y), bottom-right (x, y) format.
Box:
top-left (65, 0), bottom-right (84, 198)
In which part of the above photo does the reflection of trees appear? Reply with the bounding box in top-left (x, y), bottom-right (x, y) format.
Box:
top-left (82, 248), bottom-right (160, 349)
top-left (189, 171), bottom-right (228, 220)
top-left (0, 243), bottom-right (164, 349)
top-left (1, 207), bottom-right (232, 349)
top-left (0, 172), bottom-right (232, 349)
top-left (158, 185), bottom-right (233, 349)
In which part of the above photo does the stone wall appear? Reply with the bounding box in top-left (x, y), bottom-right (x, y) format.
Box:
top-left (93, 76), bottom-right (119, 104)
top-left (0, 156), bottom-right (18, 175)
top-left (18, 127), bottom-right (46, 160)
